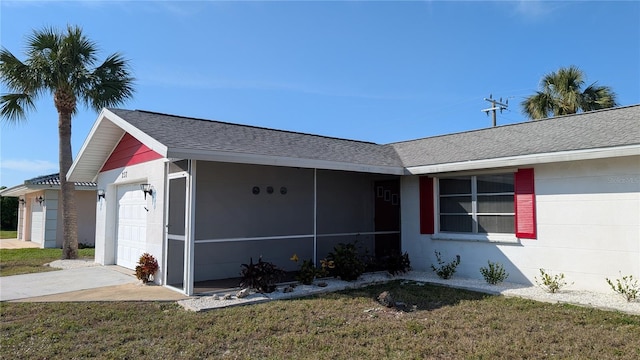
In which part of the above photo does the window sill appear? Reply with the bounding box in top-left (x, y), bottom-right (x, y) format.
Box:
top-left (432, 233), bottom-right (521, 245)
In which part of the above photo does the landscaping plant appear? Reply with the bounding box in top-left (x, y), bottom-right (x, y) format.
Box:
top-left (606, 272), bottom-right (639, 302)
top-left (480, 260), bottom-right (509, 285)
top-left (327, 242), bottom-right (366, 281)
top-left (135, 253), bottom-right (159, 284)
top-left (240, 256), bottom-right (284, 293)
top-left (431, 251), bottom-right (460, 279)
top-left (290, 254), bottom-right (316, 285)
top-left (290, 254), bottom-right (335, 285)
top-left (383, 251), bottom-right (412, 276)
top-left (535, 268), bottom-right (571, 293)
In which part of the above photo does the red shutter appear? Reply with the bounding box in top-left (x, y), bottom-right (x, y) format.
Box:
top-left (515, 168), bottom-right (537, 239)
top-left (419, 176), bottom-right (435, 234)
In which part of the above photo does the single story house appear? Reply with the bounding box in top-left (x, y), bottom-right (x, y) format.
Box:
top-left (67, 105), bottom-right (639, 295)
top-left (0, 173), bottom-right (97, 248)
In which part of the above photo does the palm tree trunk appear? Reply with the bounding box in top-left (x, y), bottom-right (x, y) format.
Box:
top-left (59, 110), bottom-right (78, 259)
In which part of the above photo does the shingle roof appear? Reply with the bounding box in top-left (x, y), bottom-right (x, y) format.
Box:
top-left (25, 173), bottom-right (96, 187)
top-left (107, 109), bottom-right (404, 168)
top-left (390, 104), bottom-right (640, 168)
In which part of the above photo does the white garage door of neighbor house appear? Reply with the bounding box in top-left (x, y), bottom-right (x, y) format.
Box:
top-left (30, 201), bottom-right (44, 245)
top-left (116, 184), bottom-right (148, 270)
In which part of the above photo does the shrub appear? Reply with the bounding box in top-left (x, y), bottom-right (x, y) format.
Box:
top-left (135, 253), bottom-right (159, 284)
top-left (480, 261), bottom-right (509, 285)
top-left (383, 251), bottom-right (412, 276)
top-left (240, 257), bottom-right (284, 293)
top-left (290, 254), bottom-right (335, 285)
top-left (327, 242), bottom-right (366, 281)
top-left (291, 254), bottom-right (316, 285)
top-left (606, 273), bottom-right (639, 302)
top-left (535, 268), bottom-right (571, 293)
top-left (431, 251), bottom-right (460, 279)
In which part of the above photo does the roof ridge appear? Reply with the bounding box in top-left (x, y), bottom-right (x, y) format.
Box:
top-left (120, 109), bottom-right (382, 146)
top-left (389, 104), bottom-right (640, 145)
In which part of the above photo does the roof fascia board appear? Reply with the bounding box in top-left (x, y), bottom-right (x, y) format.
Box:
top-left (168, 148), bottom-right (405, 175)
top-left (0, 185), bottom-right (28, 197)
top-left (68, 108), bottom-right (169, 182)
top-left (406, 145), bottom-right (640, 175)
top-left (67, 108), bottom-right (109, 181)
top-left (101, 109), bottom-right (168, 156)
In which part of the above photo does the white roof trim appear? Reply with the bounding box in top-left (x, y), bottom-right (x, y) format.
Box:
top-left (168, 148), bottom-right (405, 175)
top-left (405, 144), bottom-right (640, 175)
top-left (0, 185), bottom-right (95, 197)
top-left (68, 108), bottom-right (169, 182)
top-left (100, 109), bottom-right (168, 156)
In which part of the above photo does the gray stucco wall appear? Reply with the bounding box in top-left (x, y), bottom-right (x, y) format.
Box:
top-left (190, 162), bottom-right (398, 281)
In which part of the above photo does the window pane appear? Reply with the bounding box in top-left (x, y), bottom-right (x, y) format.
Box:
top-left (439, 177), bottom-right (471, 195)
top-left (440, 215), bottom-right (473, 232)
top-left (477, 174), bottom-right (514, 193)
top-left (477, 215), bottom-right (514, 233)
top-left (440, 196), bottom-right (472, 213)
top-left (477, 195), bottom-right (514, 213)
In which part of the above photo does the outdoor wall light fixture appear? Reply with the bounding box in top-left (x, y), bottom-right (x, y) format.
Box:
top-left (19, 198), bottom-right (26, 206)
top-left (140, 183), bottom-right (153, 199)
top-left (35, 196), bottom-right (44, 205)
top-left (97, 189), bottom-right (106, 201)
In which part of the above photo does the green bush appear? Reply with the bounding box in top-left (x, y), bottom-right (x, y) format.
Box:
top-left (535, 268), bottom-right (571, 293)
top-left (327, 242), bottom-right (366, 281)
top-left (480, 261), bottom-right (509, 285)
top-left (606, 273), bottom-right (639, 302)
top-left (383, 251), bottom-right (412, 276)
top-left (240, 257), bottom-right (284, 293)
top-left (431, 251), bottom-right (460, 279)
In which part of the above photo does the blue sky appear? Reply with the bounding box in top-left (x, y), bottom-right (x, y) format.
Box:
top-left (1, 0), bottom-right (638, 187)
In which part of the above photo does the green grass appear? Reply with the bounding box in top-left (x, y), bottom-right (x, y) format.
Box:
top-left (0, 230), bottom-right (17, 239)
top-left (1, 281), bottom-right (639, 359)
top-left (0, 248), bottom-right (95, 276)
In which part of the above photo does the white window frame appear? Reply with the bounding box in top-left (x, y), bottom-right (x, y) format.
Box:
top-left (433, 173), bottom-right (519, 244)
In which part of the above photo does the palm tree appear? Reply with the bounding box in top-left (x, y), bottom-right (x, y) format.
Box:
top-left (0, 25), bottom-right (134, 259)
top-left (521, 65), bottom-right (617, 120)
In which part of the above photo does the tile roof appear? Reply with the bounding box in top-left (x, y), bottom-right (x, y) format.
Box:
top-left (107, 109), bottom-right (404, 168)
top-left (25, 173), bottom-right (96, 188)
top-left (390, 104), bottom-right (640, 167)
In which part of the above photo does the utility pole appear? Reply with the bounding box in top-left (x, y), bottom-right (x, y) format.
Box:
top-left (481, 94), bottom-right (509, 127)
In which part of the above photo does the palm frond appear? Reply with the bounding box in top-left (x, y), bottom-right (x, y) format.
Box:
top-left (82, 53), bottom-right (135, 111)
top-left (0, 48), bottom-right (42, 94)
top-left (0, 93), bottom-right (36, 123)
top-left (521, 91), bottom-right (554, 120)
top-left (581, 83), bottom-right (618, 111)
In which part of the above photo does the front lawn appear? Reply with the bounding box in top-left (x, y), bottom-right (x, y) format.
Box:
top-left (0, 230), bottom-right (17, 239)
top-left (0, 248), bottom-right (95, 276)
top-left (1, 281), bottom-right (639, 359)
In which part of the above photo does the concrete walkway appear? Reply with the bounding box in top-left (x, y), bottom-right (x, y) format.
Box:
top-left (0, 238), bottom-right (40, 249)
top-left (0, 265), bottom-right (187, 302)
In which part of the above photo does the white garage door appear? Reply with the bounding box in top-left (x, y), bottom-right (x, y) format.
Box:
top-left (30, 201), bottom-right (44, 245)
top-left (116, 184), bottom-right (147, 270)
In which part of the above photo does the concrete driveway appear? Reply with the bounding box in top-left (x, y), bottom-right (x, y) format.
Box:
top-left (0, 266), bottom-right (139, 301)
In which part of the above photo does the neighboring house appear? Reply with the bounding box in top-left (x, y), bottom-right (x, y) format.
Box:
top-left (67, 105), bottom-right (639, 295)
top-left (0, 174), bottom-right (97, 248)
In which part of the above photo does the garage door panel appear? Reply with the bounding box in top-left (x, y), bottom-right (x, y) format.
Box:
top-left (116, 184), bottom-right (147, 270)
